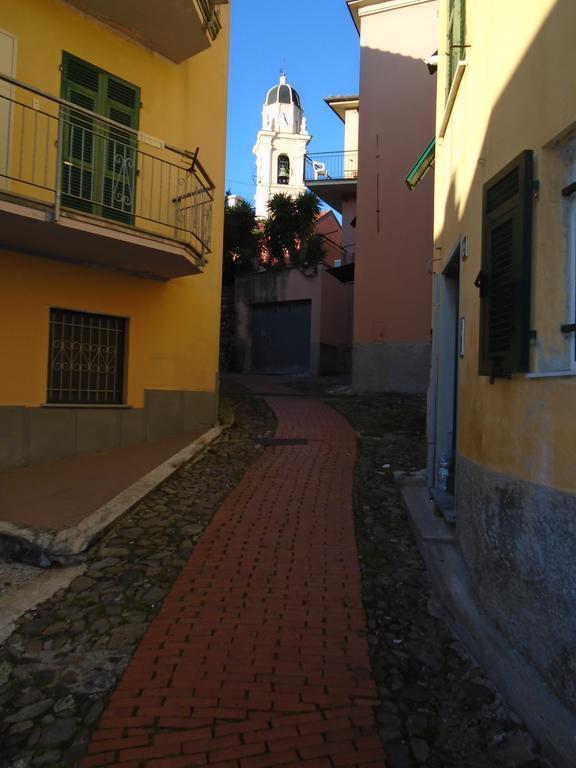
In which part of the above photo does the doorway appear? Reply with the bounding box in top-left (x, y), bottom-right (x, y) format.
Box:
top-left (428, 240), bottom-right (461, 521)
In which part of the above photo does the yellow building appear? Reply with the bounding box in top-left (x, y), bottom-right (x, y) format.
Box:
top-left (0, 0), bottom-right (229, 469)
top-left (429, 0), bottom-right (576, 747)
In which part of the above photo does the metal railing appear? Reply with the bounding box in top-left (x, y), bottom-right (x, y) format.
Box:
top-left (0, 74), bottom-right (214, 261)
top-left (305, 151), bottom-right (359, 182)
top-left (197, 0), bottom-right (223, 41)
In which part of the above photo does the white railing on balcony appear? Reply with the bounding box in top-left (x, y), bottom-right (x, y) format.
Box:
top-left (0, 74), bottom-right (214, 261)
top-left (304, 151), bottom-right (359, 182)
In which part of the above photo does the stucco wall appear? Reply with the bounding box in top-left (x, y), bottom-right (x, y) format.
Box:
top-left (432, 0), bottom-right (576, 714)
top-left (0, 0), bottom-right (229, 465)
top-left (352, 0), bottom-right (438, 392)
top-left (434, 0), bottom-right (576, 492)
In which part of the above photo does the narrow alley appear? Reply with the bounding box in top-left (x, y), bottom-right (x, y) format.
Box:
top-left (0, 381), bottom-right (545, 768)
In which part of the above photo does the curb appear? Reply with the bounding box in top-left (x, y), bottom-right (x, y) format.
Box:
top-left (0, 424), bottom-right (224, 566)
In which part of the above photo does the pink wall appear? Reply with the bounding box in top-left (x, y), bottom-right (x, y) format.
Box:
top-left (354, 1), bottom-right (437, 348)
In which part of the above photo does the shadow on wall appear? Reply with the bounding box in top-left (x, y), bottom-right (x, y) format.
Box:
top-left (353, 45), bottom-right (435, 393)
top-left (434, 0), bottom-right (576, 717)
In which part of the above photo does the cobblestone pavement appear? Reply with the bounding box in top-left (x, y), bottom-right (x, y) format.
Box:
top-left (326, 392), bottom-right (548, 768)
top-left (0, 382), bottom-right (550, 768)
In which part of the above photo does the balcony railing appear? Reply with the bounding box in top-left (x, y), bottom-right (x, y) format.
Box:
top-left (305, 151), bottom-right (359, 182)
top-left (0, 74), bottom-right (214, 263)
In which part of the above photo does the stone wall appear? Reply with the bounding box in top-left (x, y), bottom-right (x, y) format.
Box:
top-left (456, 455), bottom-right (576, 714)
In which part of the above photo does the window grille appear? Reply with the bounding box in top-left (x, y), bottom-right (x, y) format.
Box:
top-left (47, 308), bottom-right (126, 404)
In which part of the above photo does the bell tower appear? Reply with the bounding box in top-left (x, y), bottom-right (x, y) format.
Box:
top-left (253, 73), bottom-right (311, 218)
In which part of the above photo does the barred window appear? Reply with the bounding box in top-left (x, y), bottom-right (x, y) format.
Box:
top-left (47, 309), bottom-right (126, 404)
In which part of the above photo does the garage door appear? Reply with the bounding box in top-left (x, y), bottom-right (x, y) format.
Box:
top-left (252, 300), bottom-right (311, 374)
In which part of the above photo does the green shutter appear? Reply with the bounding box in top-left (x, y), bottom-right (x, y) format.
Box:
top-left (60, 53), bottom-right (139, 222)
top-left (479, 150), bottom-right (534, 379)
top-left (447, 0), bottom-right (466, 93)
top-left (101, 74), bottom-right (139, 223)
top-left (60, 54), bottom-right (100, 212)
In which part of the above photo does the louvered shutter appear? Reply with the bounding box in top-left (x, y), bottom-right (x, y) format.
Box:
top-left (60, 54), bottom-right (139, 221)
top-left (479, 150), bottom-right (534, 378)
top-left (447, 0), bottom-right (466, 91)
top-left (61, 55), bottom-right (100, 212)
top-left (101, 75), bottom-right (140, 223)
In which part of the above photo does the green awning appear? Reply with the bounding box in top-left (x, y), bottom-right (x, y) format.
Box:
top-left (405, 138), bottom-right (436, 190)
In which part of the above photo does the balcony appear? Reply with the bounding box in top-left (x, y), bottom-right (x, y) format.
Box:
top-left (0, 75), bottom-right (214, 280)
top-left (304, 151), bottom-right (358, 213)
top-left (63, 0), bottom-right (227, 62)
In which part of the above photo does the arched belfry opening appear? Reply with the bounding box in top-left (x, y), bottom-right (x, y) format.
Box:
top-left (277, 154), bottom-right (290, 185)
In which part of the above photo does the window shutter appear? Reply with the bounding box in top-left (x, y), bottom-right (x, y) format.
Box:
top-left (447, 0), bottom-right (466, 90)
top-left (101, 74), bottom-right (140, 223)
top-left (60, 54), bottom-right (100, 212)
top-left (479, 150), bottom-right (534, 378)
top-left (60, 54), bottom-right (140, 222)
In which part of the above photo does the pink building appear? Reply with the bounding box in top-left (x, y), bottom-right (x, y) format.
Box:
top-left (307, 0), bottom-right (438, 393)
top-left (234, 211), bottom-right (353, 375)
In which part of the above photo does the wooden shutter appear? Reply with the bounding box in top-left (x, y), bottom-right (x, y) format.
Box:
top-left (101, 75), bottom-right (140, 223)
top-left (479, 150), bottom-right (534, 378)
top-left (447, 0), bottom-right (466, 90)
top-left (60, 54), bottom-right (139, 221)
top-left (61, 54), bottom-right (100, 212)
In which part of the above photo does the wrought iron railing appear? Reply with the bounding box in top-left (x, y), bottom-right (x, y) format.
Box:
top-left (0, 74), bottom-right (214, 261)
top-left (305, 151), bottom-right (359, 182)
top-left (197, 0), bottom-right (223, 41)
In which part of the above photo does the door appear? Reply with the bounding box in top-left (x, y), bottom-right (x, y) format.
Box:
top-left (0, 29), bottom-right (15, 192)
top-left (429, 242), bottom-right (461, 520)
top-left (252, 300), bottom-right (312, 374)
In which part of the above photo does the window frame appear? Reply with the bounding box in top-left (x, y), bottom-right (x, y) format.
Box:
top-left (478, 150), bottom-right (534, 380)
top-left (47, 306), bottom-right (129, 406)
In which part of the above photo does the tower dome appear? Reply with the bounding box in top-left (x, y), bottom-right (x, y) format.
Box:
top-left (265, 73), bottom-right (301, 109)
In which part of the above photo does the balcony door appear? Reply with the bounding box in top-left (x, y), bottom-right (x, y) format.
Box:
top-left (60, 53), bottom-right (140, 224)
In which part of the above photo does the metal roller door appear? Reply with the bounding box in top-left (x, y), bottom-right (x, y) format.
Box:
top-left (251, 300), bottom-right (311, 374)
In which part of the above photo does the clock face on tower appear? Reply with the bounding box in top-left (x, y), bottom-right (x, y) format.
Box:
top-left (281, 114), bottom-right (289, 128)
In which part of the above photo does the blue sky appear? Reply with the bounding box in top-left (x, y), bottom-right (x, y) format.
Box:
top-left (225, 0), bottom-right (360, 206)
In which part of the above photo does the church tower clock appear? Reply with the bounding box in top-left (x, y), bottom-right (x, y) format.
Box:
top-left (253, 73), bottom-right (311, 218)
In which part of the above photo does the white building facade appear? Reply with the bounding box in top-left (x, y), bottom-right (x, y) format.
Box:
top-left (253, 73), bottom-right (311, 218)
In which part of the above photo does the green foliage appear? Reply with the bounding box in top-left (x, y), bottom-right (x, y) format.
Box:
top-left (262, 192), bottom-right (324, 274)
top-left (222, 197), bottom-right (262, 284)
top-left (222, 191), bottom-right (325, 282)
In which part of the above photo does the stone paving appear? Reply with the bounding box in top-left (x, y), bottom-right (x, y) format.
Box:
top-left (78, 388), bottom-right (385, 767)
top-left (0, 381), bottom-right (550, 768)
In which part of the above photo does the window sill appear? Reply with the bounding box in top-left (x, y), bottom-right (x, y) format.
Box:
top-left (41, 403), bottom-right (133, 409)
top-left (439, 61), bottom-right (467, 139)
top-left (524, 370), bottom-right (576, 379)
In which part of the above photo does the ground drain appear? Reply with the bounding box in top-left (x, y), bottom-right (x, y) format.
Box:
top-left (256, 437), bottom-right (308, 446)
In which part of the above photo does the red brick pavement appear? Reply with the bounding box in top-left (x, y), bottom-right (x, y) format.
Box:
top-left (81, 384), bottom-right (386, 768)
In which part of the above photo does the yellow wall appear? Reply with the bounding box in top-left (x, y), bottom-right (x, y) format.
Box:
top-left (0, 0), bottom-right (229, 407)
top-left (434, 0), bottom-right (576, 492)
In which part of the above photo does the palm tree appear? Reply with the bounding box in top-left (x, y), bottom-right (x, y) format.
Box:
top-left (222, 197), bottom-right (262, 285)
top-left (262, 192), bottom-right (324, 274)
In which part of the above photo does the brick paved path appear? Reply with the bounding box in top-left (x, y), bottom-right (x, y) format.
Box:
top-left (81, 388), bottom-right (386, 768)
